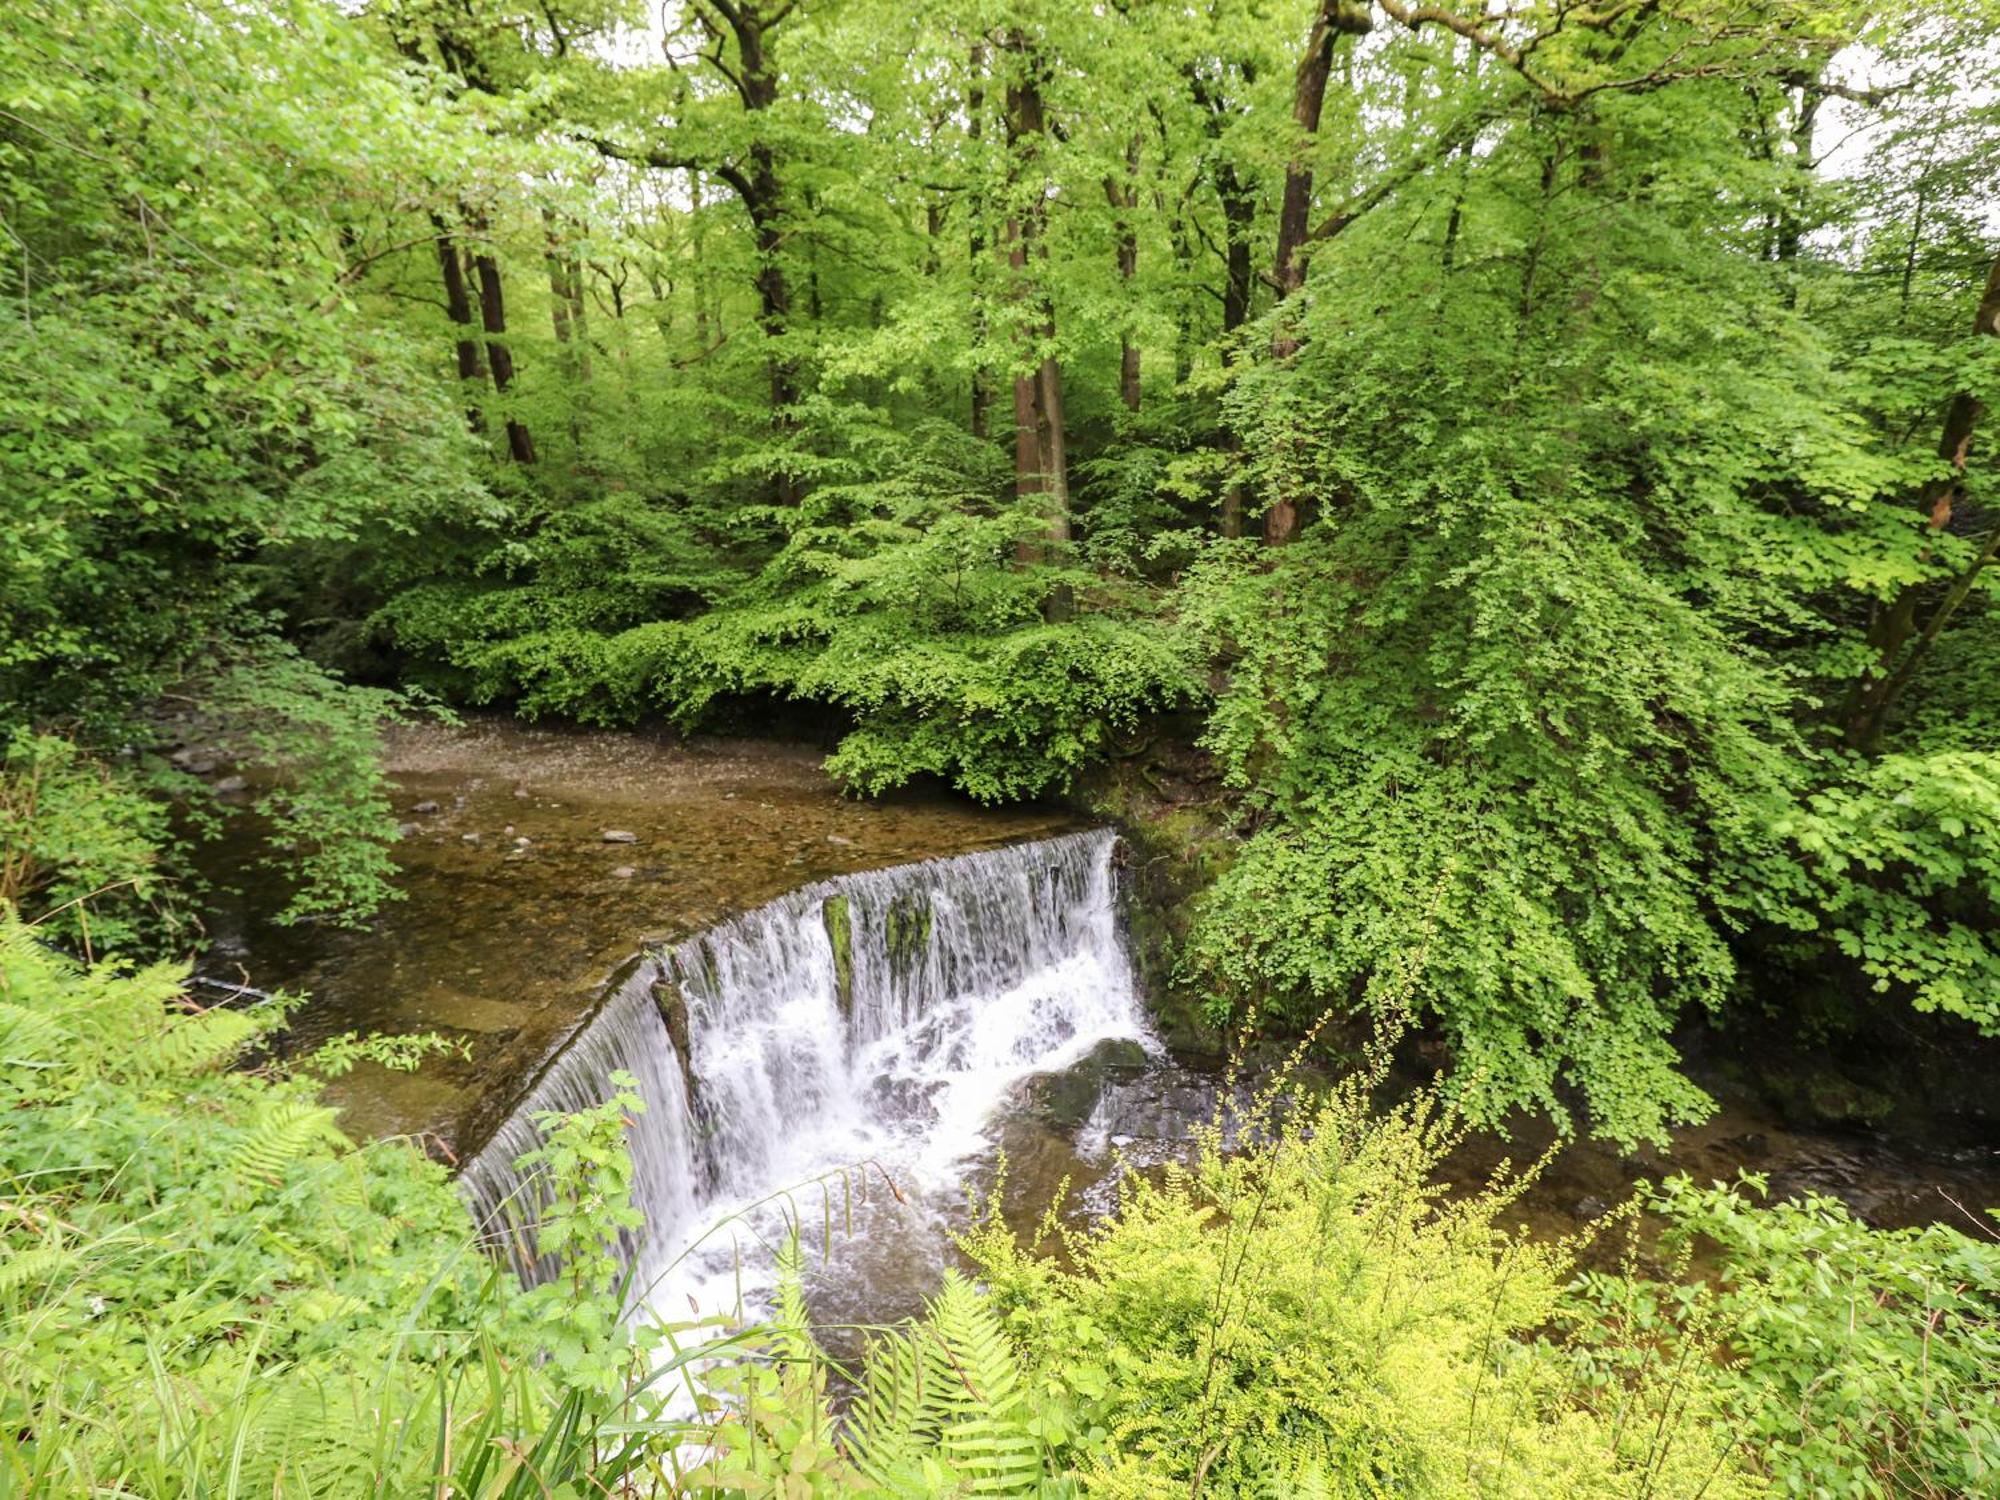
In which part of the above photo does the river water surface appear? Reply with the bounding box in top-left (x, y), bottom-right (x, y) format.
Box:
top-left (202, 718), bottom-right (2000, 1352)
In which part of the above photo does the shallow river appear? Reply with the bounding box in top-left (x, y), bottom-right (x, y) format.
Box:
top-left (202, 718), bottom-right (2000, 1356)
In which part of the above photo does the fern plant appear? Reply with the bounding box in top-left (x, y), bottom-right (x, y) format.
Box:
top-left (845, 1270), bottom-right (1058, 1498)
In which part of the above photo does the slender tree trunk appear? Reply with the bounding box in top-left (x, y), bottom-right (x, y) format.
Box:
top-left (1899, 174), bottom-right (1928, 324)
top-left (541, 208), bottom-right (591, 385)
top-left (688, 2), bottom-right (798, 501)
top-left (1107, 137), bottom-right (1142, 414)
top-left (969, 41), bottom-right (992, 441)
top-left (1001, 29), bottom-right (1071, 618)
top-left (466, 221), bottom-right (535, 464)
top-left (1038, 352), bottom-right (1074, 621)
top-left (1166, 200), bottom-right (1197, 388)
top-left (1263, 2), bottom-right (1369, 545)
top-left (432, 220), bottom-right (488, 432)
top-left (1774, 73), bottom-right (1822, 307)
top-left (690, 173), bottom-right (715, 353)
top-left (1191, 63), bottom-right (1260, 541)
top-left (1440, 134), bottom-right (1474, 271)
top-left (1219, 170), bottom-right (1256, 336)
top-left (1215, 159), bottom-right (1257, 541)
top-left (1843, 251), bottom-right (2000, 749)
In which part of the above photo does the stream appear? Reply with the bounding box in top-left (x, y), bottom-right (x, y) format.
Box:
top-left (202, 719), bottom-right (2000, 1352)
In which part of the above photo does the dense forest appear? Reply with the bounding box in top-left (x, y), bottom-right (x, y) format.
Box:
top-left (4, 0), bottom-right (1999, 1494)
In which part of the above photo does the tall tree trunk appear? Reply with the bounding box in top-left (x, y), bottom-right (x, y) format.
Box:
top-left (1215, 157), bottom-right (1256, 541)
top-left (682, 1), bottom-right (798, 501)
top-left (742, 146), bottom-right (799, 502)
top-left (690, 173), bottom-right (716, 353)
top-left (1191, 62), bottom-right (1260, 540)
top-left (1001, 28), bottom-right (1071, 619)
top-left (1106, 136), bottom-right (1142, 414)
top-left (1843, 251), bottom-right (2000, 749)
top-left (542, 208), bottom-right (591, 385)
top-left (969, 40), bottom-right (992, 441)
top-left (1263, 1), bottom-right (1369, 546)
top-left (1219, 167), bottom-right (1256, 336)
top-left (1037, 352), bottom-right (1074, 621)
top-left (466, 221), bottom-right (535, 464)
top-left (432, 220), bottom-right (487, 433)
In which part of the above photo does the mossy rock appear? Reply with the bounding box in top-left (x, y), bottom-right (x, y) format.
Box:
top-left (822, 893), bottom-right (854, 1019)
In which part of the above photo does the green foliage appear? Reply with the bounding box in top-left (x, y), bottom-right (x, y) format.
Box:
top-left (0, 732), bottom-right (181, 954)
top-left (382, 419), bottom-right (1201, 801)
top-left (328, 0), bottom-right (2000, 1140)
top-left (1769, 751), bottom-right (2000, 1030)
top-left (1565, 1178), bottom-right (2000, 1498)
top-left (0, 911), bottom-right (847, 1498)
top-left (1176, 494), bottom-right (1798, 1143)
top-left (0, 0), bottom-right (508, 942)
top-left (0, 645), bottom-right (432, 945)
top-left (513, 1072), bottom-right (652, 1396)
top-left (6, 12), bottom-right (2000, 1476)
top-left (959, 1066), bottom-right (1760, 1498)
top-left (845, 1271), bottom-right (1058, 1496)
top-left (0, 914), bottom-right (523, 1492)
top-left (192, 648), bottom-right (436, 926)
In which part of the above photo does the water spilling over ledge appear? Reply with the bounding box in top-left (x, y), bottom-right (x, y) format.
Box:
top-left (458, 827), bottom-right (1150, 1312)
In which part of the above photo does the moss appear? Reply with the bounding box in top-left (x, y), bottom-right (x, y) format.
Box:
top-left (883, 890), bottom-right (932, 985)
top-left (1086, 774), bottom-right (1238, 1055)
top-left (822, 893), bottom-right (853, 1018)
top-left (648, 976), bottom-right (698, 1103)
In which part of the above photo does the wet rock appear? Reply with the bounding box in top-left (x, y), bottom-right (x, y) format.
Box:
top-left (1574, 1195), bottom-right (1609, 1220)
top-left (512, 836), bottom-right (531, 849)
top-left (611, 866), bottom-right (636, 879)
top-left (603, 829), bottom-right (639, 844)
top-left (401, 988), bottom-right (532, 1036)
top-left (822, 895), bottom-right (853, 1018)
top-left (649, 978), bottom-right (698, 1103)
top-left (1090, 1038), bottom-right (1152, 1071)
top-left (1022, 1037), bottom-right (1156, 1132)
top-left (868, 1073), bottom-right (948, 1122)
top-left (411, 800), bottom-right (441, 815)
top-left (212, 775), bottom-right (248, 795)
top-left (397, 822), bottom-right (418, 837)
top-left (1766, 1063), bottom-right (1896, 1130)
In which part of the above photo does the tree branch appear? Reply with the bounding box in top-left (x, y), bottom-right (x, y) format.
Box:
top-left (1306, 110), bottom-right (1490, 243)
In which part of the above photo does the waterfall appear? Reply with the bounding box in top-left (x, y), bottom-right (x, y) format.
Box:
top-left (459, 827), bottom-right (1148, 1314)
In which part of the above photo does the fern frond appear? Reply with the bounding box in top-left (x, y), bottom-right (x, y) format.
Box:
top-left (136, 1006), bottom-right (261, 1078)
top-left (0, 1000), bottom-right (67, 1065)
top-left (845, 1270), bottom-right (1047, 1497)
top-left (0, 1243), bottom-right (71, 1299)
top-left (229, 1099), bottom-right (345, 1185)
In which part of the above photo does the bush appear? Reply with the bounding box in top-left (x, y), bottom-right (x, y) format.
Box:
top-left (1565, 1177), bottom-right (2000, 1499)
top-left (952, 1057), bottom-right (1760, 1497)
top-left (0, 915), bottom-right (669, 1496)
top-left (0, 732), bottom-right (181, 955)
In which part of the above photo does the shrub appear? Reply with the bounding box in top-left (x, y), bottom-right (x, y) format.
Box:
top-left (1565, 1177), bottom-right (2000, 1499)
top-left (955, 1057), bottom-right (1761, 1497)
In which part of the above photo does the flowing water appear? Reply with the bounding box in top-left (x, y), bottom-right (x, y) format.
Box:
top-left (198, 720), bottom-right (2000, 1349)
top-left (458, 829), bottom-right (1152, 1331)
top-left (194, 718), bottom-right (1078, 1152)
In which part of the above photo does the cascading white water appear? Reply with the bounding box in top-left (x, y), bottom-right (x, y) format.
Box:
top-left (460, 827), bottom-right (1150, 1318)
